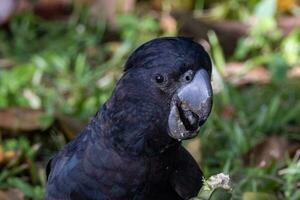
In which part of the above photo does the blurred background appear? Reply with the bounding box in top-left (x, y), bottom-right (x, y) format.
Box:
top-left (0, 0), bottom-right (300, 199)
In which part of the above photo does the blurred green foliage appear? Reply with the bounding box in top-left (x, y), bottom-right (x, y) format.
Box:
top-left (0, 137), bottom-right (44, 199)
top-left (204, 18), bottom-right (300, 199)
top-left (234, 0), bottom-right (300, 82)
top-left (0, 11), bottom-right (160, 120)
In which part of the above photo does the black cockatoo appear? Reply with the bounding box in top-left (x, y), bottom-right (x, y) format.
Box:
top-left (45, 37), bottom-right (213, 200)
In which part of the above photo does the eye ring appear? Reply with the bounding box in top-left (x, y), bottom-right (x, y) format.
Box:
top-left (183, 71), bottom-right (193, 83)
top-left (185, 74), bottom-right (192, 82)
top-left (155, 74), bottom-right (165, 84)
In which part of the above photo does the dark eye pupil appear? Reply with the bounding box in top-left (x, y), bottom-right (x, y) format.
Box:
top-left (155, 74), bottom-right (164, 83)
top-left (185, 75), bottom-right (191, 81)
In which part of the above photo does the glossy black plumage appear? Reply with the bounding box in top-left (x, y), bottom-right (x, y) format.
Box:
top-left (45, 37), bottom-right (212, 200)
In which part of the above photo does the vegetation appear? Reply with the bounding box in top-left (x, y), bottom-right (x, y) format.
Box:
top-left (0, 0), bottom-right (299, 199)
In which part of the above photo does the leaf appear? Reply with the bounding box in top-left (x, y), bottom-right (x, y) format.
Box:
top-left (0, 108), bottom-right (47, 132)
top-left (3, 64), bottom-right (36, 94)
top-left (0, 188), bottom-right (25, 200)
top-left (0, 145), bottom-right (19, 165)
top-left (7, 178), bottom-right (44, 199)
top-left (267, 54), bottom-right (288, 82)
top-left (209, 188), bottom-right (232, 200)
top-left (74, 54), bottom-right (87, 79)
top-left (281, 30), bottom-right (300, 66)
top-left (243, 136), bottom-right (289, 167)
top-left (208, 31), bottom-right (226, 76)
top-left (224, 62), bottom-right (271, 86)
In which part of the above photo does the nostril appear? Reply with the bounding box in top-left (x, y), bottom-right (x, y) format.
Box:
top-left (199, 119), bottom-right (206, 126)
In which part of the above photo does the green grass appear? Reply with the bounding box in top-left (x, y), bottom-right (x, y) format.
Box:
top-left (200, 80), bottom-right (300, 199)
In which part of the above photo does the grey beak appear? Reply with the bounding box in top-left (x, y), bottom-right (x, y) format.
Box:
top-left (168, 69), bottom-right (213, 140)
